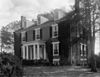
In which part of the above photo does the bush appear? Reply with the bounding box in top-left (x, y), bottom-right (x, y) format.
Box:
top-left (95, 55), bottom-right (100, 68)
top-left (0, 52), bottom-right (23, 77)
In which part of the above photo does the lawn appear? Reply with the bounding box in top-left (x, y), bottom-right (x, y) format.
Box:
top-left (23, 66), bottom-right (100, 77)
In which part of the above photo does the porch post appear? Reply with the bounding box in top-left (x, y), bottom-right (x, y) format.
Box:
top-left (22, 46), bottom-right (25, 59)
top-left (44, 45), bottom-right (46, 59)
top-left (33, 45), bottom-right (36, 59)
top-left (37, 44), bottom-right (40, 60)
top-left (26, 45), bottom-right (28, 60)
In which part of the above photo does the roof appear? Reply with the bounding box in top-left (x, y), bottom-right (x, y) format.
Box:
top-left (14, 11), bottom-right (72, 33)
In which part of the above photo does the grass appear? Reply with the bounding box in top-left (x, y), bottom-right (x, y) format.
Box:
top-left (23, 66), bottom-right (91, 77)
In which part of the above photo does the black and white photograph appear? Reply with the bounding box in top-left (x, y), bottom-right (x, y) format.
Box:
top-left (0, 0), bottom-right (100, 77)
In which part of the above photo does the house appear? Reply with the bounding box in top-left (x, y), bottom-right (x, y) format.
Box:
top-left (14, 12), bottom-right (90, 66)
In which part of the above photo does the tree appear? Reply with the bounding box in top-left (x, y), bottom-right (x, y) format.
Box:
top-left (0, 52), bottom-right (23, 77)
top-left (0, 20), bottom-right (21, 52)
top-left (75, 0), bottom-right (100, 71)
top-left (1, 26), bottom-right (13, 51)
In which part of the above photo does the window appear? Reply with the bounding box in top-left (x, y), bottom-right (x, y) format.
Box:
top-left (80, 43), bottom-right (87, 57)
top-left (21, 31), bottom-right (26, 42)
top-left (35, 28), bottom-right (41, 40)
top-left (52, 24), bottom-right (58, 38)
top-left (52, 42), bottom-right (59, 56)
top-left (84, 45), bottom-right (87, 56)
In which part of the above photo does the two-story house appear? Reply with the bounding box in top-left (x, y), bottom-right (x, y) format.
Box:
top-left (14, 12), bottom-right (89, 66)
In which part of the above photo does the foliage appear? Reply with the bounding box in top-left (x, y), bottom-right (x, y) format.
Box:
top-left (95, 55), bottom-right (100, 68)
top-left (88, 54), bottom-right (100, 71)
top-left (0, 52), bottom-right (23, 77)
top-left (1, 27), bottom-right (13, 45)
top-left (0, 21), bottom-right (21, 51)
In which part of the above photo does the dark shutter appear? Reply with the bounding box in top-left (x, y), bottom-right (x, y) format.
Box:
top-left (25, 32), bottom-right (27, 42)
top-left (50, 26), bottom-right (52, 38)
top-left (33, 30), bottom-right (35, 40)
top-left (40, 29), bottom-right (42, 39)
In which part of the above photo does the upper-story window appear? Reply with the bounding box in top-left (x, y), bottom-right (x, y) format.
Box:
top-left (21, 31), bottom-right (26, 42)
top-left (52, 42), bottom-right (59, 56)
top-left (52, 24), bottom-right (58, 38)
top-left (35, 28), bottom-right (41, 40)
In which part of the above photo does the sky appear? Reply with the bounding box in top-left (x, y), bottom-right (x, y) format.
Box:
top-left (0, 0), bottom-right (100, 54)
top-left (0, 0), bottom-right (74, 29)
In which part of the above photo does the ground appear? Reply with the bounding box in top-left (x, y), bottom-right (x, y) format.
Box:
top-left (23, 66), bottom-right (100, 77)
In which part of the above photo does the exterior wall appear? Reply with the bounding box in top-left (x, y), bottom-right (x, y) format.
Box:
top-left (42, 26), bottom-right (50, 41)
top-left (14, 18), bottom-right (90, 66)
top-left (58, 20), bottom-right (71, 65)
top-left (46, 41), bottom-right (53, 64)
top-left (14, 32), bottom-right (22, 59)
top-left (27, 30), bottom-right (34, 42)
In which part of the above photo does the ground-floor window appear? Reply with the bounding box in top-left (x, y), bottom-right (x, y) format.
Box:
top-left (80, 43), bottom-right (87, 57)
top-left (52, 42), bottom-right (60, 65)
top-left (52, 42), bottom-right (59, 56)
top-left (80, 43), bottom-right (87, 65)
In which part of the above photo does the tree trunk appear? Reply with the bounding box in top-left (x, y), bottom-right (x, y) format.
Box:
top-left (90, 15), bottom-right (97, 72)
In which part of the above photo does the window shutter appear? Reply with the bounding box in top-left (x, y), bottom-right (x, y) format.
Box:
top-left (40, 29), bottom-right (42, 39)
top-left (25, 32), bottom-right (27, 42)
top-left (33, 30), bottom-right (35, 40)
top-left (50, 26), bottom-right (52, 38)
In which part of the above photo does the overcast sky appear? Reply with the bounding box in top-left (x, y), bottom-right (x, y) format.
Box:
top-left (0, 0), bottom-right (100, 54)
top-left (0, 0), bottom-right (74, 29)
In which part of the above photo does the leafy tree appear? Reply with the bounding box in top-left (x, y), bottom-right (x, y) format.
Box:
top-left (1, 26), bottom-right (13, 46)
top-left (0, 52), bottom-right (23, 77)
top-left (0, 20), bottom-right (21, 52)
top-left (75, 0), bottom-right (100, 71)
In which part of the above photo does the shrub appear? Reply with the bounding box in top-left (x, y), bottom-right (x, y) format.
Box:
top-left (0, 52), bottom-right (23, 77)
top-left (95, 55), bottom-right (100, 68)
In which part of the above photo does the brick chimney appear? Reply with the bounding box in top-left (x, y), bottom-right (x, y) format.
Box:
top-left (21, 16), bottom-right (26, 29)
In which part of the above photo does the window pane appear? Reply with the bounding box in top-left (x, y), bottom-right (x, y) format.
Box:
top-left (35, 29), bottom-right (40, 40)
top-left (52, 24), bottom-right (58, 38)
top-left (53, 42), bottom-right (59, 56)
top-left (22, 32), bottom-right (26, 41)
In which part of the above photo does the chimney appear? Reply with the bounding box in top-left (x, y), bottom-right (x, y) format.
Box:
top-left (37, 15), bottom-right (41, 25)
top-left (21, 16), bottom-right (26, 29)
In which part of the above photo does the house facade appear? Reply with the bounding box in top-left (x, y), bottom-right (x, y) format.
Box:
top-left (14, 14), bottom-right (90, 66)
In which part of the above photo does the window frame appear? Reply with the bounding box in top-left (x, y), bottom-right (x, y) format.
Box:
top-left (21, 31), bottom-right (26, 42)
top-left (80, 43), bottom-right (87, 57)
top-left (52, 42), bottom-right (59, 56)
top-left (35, 28), bottom-right (41, 40)
top-left (52, 24), bottom-right (58, 38)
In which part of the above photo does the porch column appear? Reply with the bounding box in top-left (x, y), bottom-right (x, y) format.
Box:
top-left (26, 46), bottom-right (28, 60)
top-left (44, 45), bottom-right (46, 59)
top-left (30, 46), bottom-right (32, 60)
top-left (33, 45), bottom-right (36, 59)
top-left (37, 44), bottom-right (40, 60)
top-left (22, 46), bottom-right (25, 59)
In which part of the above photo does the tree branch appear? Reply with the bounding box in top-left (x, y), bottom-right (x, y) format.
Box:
top-left (95, 28), bottom-right (100, 33)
